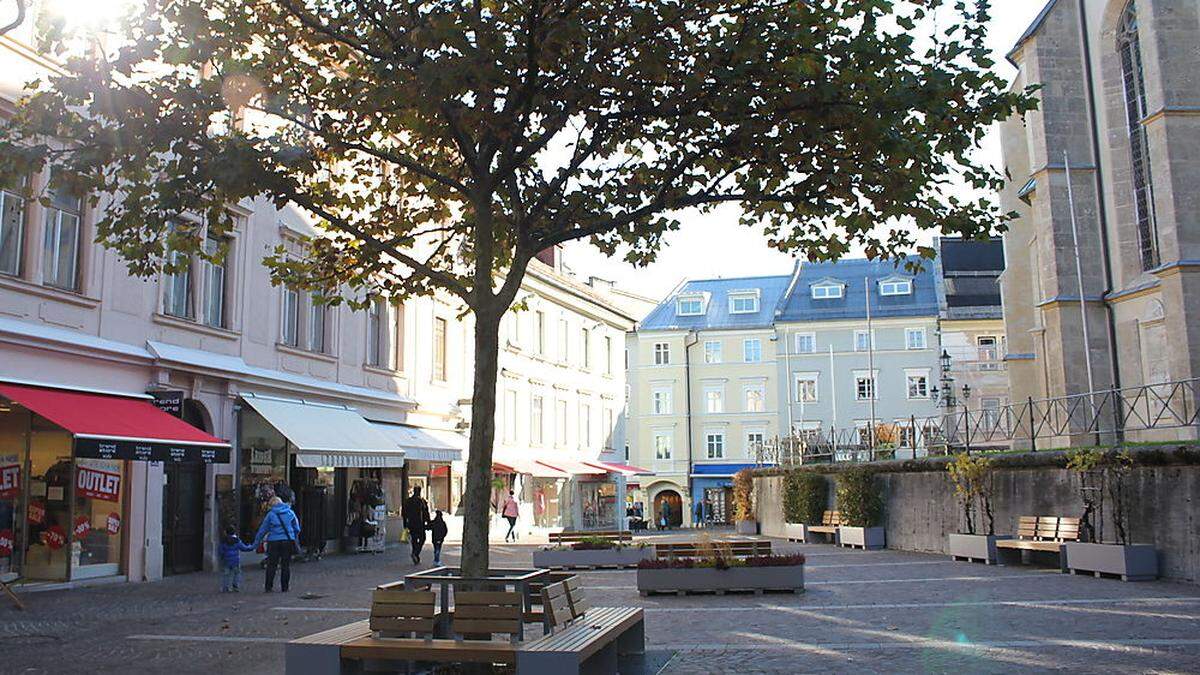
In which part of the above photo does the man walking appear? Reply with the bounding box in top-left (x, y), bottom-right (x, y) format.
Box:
top-left (402, 486), bottom-right (431, 565)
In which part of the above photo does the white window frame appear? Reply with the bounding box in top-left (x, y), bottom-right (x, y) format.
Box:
top-left (728, 290), bottom-right (760, 314)
top-left (905, 327), bottom-right (927, 350)
top-left (703, 340), bottom-right (722, 364)
top-left (676, 294), bottom-right (705, 316)
top-left (558, 317), bottom-right (570, 363)
top-left (653, 431), bottom-right (673, 460)
top-left (432, 315), bottom-right (447, 380)
top-left (579, 402), bottom-right (591, 450)
top-left (743, 338), bottom-right (763, 363)
top-left (556, 399), bottom-right (569, 446)
top-left (42, 182), bottom-right (83, 292)
top-left (854, 369), bottom-right (878, 401)
top-left (307, 292), bottom-right (329, 354)
top-left (531, 394), bottom-right (545, 446)
top-left (604, 335), bottom-right (613, 376)
top-left (879, 278), bottom-right (913, 296)
top-left (703, 384), bottom-right (724, 414)
top-left (535, 310), bottom-right (546, 355)
top-left (280, 287), bottom-right (300, 347)
top-left (794, 372), bottom-right (819, 403)
top-left (854, 330), bottom-right (875, 352)
top-left (794, 332), bottom-right (816, 354)
top-left (704, 430), bottom-right (725, 459)
top-left (504, 389), bottom-right (519, 443)
top-left (651, 386), bottom-right (672, 415)
top-left (745, 430), bottom-right (767, 456)
top-left (743, 383), bottom-right (766, 413)
top-left (0, 176), bottom-right (28, 277)
top-left (811, 283), bottom-right (844, 299)
top-left (905, 369), bottom-right (930, 400)
top-left (581, 327), bottom-right (591, 371)
top-left (653, 342), bottom-right (671, 365)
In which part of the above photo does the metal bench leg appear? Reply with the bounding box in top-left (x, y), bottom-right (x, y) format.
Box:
top-left (582, 640), bottom-right (619, 675)
top-left (286, 642), bottom-right (345, 675)
top-left (517, 651), bottom-right (576, 675)
top-left (616, 618), bottom-right (646, 656)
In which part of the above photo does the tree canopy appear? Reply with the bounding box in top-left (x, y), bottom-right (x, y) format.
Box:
top-left (0, 0), bottom-right (1036, 574)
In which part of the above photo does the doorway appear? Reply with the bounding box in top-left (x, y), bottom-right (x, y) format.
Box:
top-left (163, 461), bottom-right (205, 574)
top-left (654, 489), bottom-right (683, 529)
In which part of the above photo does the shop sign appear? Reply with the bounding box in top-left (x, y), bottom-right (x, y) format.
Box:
top-left (0, 463), bottom-right (19, 499)
top-left (77, 466), bottom-right (122, 502)
top-left (106, 512), bottom-right (121, 535)
top-left (75, 436), bottom-right (230, 464)
top-left (0, 529), bottom-right (12, 556)
top-left (43, 525), bottom-right (66, 550)
top-left (73, 515), bottom-right (91, 538)
top-left (149, 390), bottom-right (185, 418)
top-left (27, 500), bottom-right (45, 525)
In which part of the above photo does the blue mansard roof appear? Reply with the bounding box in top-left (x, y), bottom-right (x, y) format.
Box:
top-left (639, 274), bottom-right (793, 331)
top-left (776, 258), bottom-right (939, 323)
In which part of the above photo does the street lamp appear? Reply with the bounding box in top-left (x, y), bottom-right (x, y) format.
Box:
top-left (961, 384), bottom-right (972, 404)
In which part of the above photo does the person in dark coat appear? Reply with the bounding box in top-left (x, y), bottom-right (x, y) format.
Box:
top-left (402, 486), bottom-right (431, 565)
top-left (430, 510), bottom-right (449, 565)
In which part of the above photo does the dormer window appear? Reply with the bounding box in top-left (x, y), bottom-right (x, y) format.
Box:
top-left (676, 293), bottom-right (706, 316)
top-left (811, 282), bottom-right (844, 300)
top-left (728, 290), bottom-right (760, 314)
top-left (879, 277), bottom-right (913, 296)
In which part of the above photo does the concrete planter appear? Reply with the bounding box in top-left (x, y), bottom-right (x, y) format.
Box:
top-left (735, 520), bottom-right (759, 535)
top-left (948, 534), bottom-right (1012, 565)
top-left (838, 526), bottom-right (885, 550)
top-left (637, 564), bottom-right (804, 596)
top-left (1063, 542), bottom-right (1159, 581)
top-left (783, 523), bottom-right (807, 542)
top-left (532, 546), bottom-right (653, 570)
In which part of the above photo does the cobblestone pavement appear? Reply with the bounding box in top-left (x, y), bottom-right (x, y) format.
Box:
top-left (3, 535), bottom-right (1200, 674)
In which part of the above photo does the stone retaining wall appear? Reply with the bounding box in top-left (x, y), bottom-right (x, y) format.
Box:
top-left (754, 447), bottom-right (1200, 582)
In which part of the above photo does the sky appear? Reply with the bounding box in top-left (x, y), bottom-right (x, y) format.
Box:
top-left (564, 1), bottom-right (1050, 304)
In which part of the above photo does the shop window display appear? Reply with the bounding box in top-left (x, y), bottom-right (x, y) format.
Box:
top-left (238, 409), bottom-right (289, 543)
top-left (73, 458), bottom-right (125, 578)
top-left (0, 408), bottom-right (29, 578)
top-left (580, 481), bottom-right (616, 530)
top-left (532, 478), bottom-right (562, 528)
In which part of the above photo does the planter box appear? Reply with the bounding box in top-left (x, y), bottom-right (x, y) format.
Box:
top-left (782, 523), bottom-right (807, 542)
top-left (532, 546), bottom-right (652, 570)
top-left (837, 526), bottom-right (885, 550)
top-left (637, 564), bottom-right (804, 596)
top-left (735, 520), bottom-right (759, 535)
top-left (1062, 542), bottom-right (1159, 581)
top-left (948, 534), bottom-right (1012, 565)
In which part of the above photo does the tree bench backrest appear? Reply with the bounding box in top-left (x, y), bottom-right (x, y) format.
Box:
top-left (541, 576), bottom-right (589, 631)
top-left (821, 511), bottom-right (842, 526)
top-left (453, 591), bottom-right (524, 643)
top-left (370, 587), bottom-right (437, 638)
top-left (1015, 516), bottom-right (1083, 542)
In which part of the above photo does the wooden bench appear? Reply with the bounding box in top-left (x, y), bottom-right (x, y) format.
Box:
top-left (805, 511), bottom-right (841, 543)
top-left (654, 540), bottom-right (772, 559)
top-left (517, 578), bottom-right (645, 673)
top-left (548, 530), bottom-right (633, 545)
top-left (995, 516), bottom-right (1080, 569)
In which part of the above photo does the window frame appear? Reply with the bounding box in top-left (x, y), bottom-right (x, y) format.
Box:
top-left (905, 369), bottom-right (930, 400)
top-left (0, 176), bottom-right (28, 278)
top-left (743, 383), bottom-right (766, 413)
top-left (811, 283), bottom-right (844, 300)
top-left (675, 294), bottom-right (705, 316)
top-left (653, 431), bottom-right (673, 460)
top-left (651, 386), bottom-right (673, 415)
top-left (742, 338), bottom-right (763, 363)
top-left (854, 329), bottom-right (875, 352)
top-left (432, 316), bottom-right (448, 381)
top-left (879, 278), bottom-right (912, 297)
top-left (794, 332), bottom-right (816, 354)
top-left (794, 372), bottom-right (819, 403)
top-left (854, 370), bottom-right (878, 401)
top-left (653, 342), bottom-right (671, 366)
top-left (531, 394), bottom-right (545, 446)
top-left (280, 286), bottom-right (300, 347)
top-left (905, 327), bottom-right (927, 350)
top-left (41, 180), bottom-right (83, 292)
top-left (728, 291), bottom-right (760, 314)
top-left (703, 384), bottom-right (724, 414)
top-left (703, 340), bottom-right (723, 364)
top-left (704, 430), bottom-right (725, 459)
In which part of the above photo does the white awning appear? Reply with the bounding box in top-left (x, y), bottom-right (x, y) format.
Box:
top-left (370, 422), bottom-right (466, 463)
top-left (240, 394), bottom-right (404, 468)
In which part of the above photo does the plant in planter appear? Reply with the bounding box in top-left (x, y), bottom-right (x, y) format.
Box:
top-left (1062, 448), bottom-right (1157, 581)
top-left (946, 453), bottom-right (1008, 563)
top-left (732, 469), bottom-right (758, 534)
top-left (533, 536), bottom-right (652, 569)
top-left (782, 471), bottom-right (826, 542)
top-left (636, 553), bottom-right (806, 595)
top-left (836, 466), bottom-right (885, 549)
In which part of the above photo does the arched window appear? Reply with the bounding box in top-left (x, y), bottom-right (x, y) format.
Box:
top-left (1117, 2), bottom-right (1159, 270)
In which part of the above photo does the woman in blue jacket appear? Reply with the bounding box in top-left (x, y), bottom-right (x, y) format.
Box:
top-left (251, 496), bottom-right (301, 593)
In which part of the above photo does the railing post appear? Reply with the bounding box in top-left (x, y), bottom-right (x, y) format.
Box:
top-left (1028, 396), bottom-right (1037, 452)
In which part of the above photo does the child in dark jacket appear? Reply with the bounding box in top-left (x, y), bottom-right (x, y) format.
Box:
top-left (219, 526), bottom-right (254, 592)
top-left (430, 511), bottom-right (449, 565)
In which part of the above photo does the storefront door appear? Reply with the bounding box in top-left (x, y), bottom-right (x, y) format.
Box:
top-left (163, 462), bottom-right (205, 575)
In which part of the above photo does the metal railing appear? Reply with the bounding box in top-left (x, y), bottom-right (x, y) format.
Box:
top-left (756, 378), bottom-right (1200, 467)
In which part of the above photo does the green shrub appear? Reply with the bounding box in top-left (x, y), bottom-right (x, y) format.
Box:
top-left (783, 472), bottom-right (826, 525)
top-left (836, 466), bottom-right (883, 527)
top-left (732, 469), bottom-right (755, 521)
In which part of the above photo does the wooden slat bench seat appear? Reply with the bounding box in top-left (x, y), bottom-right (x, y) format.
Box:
top-left (548, 530), bottom-right (632, 545)
top-left (517, 579), bottom-right (645, 674)
top-left (804, 511), bottom-right (841, 543)
top-left (654, 540), bottom-right (772, 559)
top-left (995, 516), bottom-right (1080, 569)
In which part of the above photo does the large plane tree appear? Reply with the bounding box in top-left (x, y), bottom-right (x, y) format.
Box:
top-left (0, 0), bottom-right (1034, 575)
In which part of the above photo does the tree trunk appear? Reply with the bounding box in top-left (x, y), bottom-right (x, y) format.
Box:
top-left (460, 304), bottom-right (503, 577)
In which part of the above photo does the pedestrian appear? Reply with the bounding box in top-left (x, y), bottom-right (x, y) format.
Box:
top-left (660, 499), bottom-right (672, 530)
top-left (218, 525), bottom-right (253, 592)
top-left (250, 496), bottom-right (301, 593)
top-left (403, 486), bottom-right (431, 565)
top-left (430, 510), bottom-right (448, 565)
top-left (502, 490), bottom-right (520, 542)
top-left (695, 500), bottom-right (704, 528)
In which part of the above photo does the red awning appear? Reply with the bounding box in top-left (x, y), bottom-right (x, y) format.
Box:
top-left (493, 458), bottom-right (569, 478)
top-left (537, 458), bottom-right (607, 477)
top-left (0, 383), bottom-right (230, 463)
top-left (583, 460), bottom-right (653, 476)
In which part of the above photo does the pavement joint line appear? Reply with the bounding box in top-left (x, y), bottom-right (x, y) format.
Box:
top-left (269, 596), bottom-right (1200, 614)
top-left (656, 638), bottom-right (1200, 653)
top-left (127, 634), bottom-right (288, 644)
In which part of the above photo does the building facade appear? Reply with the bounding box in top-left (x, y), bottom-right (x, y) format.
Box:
top-left (999, 0), bottom-right (1200, 445)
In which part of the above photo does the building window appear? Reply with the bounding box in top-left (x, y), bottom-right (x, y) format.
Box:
top-left (728, 291), bottom-right (760, 314)
top-left (504, 389), bottom-right (518, 443)
top-left (744, 383), bottom-right (765, 412)
top-left (506, 313), bottom-right (520, 348)
top-left (906, 370), bottom-right (930, 399)
top-left (581, 327), bottom-right (591, 370)
top-left (705, 431), bottom-right (725, 459)
top-left (556, 399), bottom-right (568, 446)
top-left (0, 176), bottom-right (27, 277)
top-left (579, 403), bottom-right (591, 449)
top-left (653, 432), bottom-right (672, 460)
top-left (745, 431), bottom-right (766, 455)
top-left (854, 330), bottom-right (874, 352)
top-left (795, 373), bottom-right (818, 403)
top-left (854, 371), bottom-right (877, 400)
top-left (432, 316), bottom-right (447, 381)
top-left (703, 340), bottom-right (722, 364)
top-left (743, 338), bottom-right (762, 363)
top-left (41, 181), bottom-right (82, 291)
top-left (604, 335), bottom-right (613, 375)
top-left (879, 278), bottom-right (912, 296)
top-left (653, 342), bottom-right (670, 365)
top-left (905, 327), bottom-right (927, 350)
top-left (366, 300), bottom-right (386, 366)
top-left (897, 424), bottom-right (917, 448)
top-left (603, 408), bottom-right (613, 448)
top-left (281, 287), bottom-right (300, 346)
top-left (558, 317), bottom-right (569, 363)
top-left (811, 283), bottom-right (843, 299)
top-left (531, 395), bottom-right (544, 445)
top-left (307, 293), bottom-right (328, 353)
top-left (795, 333), bottom-right (816, 354)
top-left (199, 236), bottom-right (227, 328)
top-left (676, 294), bottom-right (705, 316)
top-left (978, 335), bottom-right (1000, 370)
top-left (981, 397), bottom-right (1003, 428)
top-left (704, 385), bottom-right (724, 413)
top-left (535, 310), bottom-right (546, 355)
top-left (651, 387), bottom-right (672, 415)
top-left (162, 247), bottom-right (193, 319)
top-left (1118, 1), bottom-right (1160, 271)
